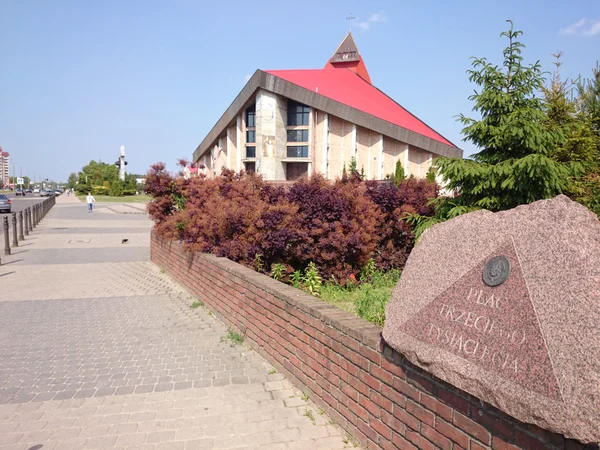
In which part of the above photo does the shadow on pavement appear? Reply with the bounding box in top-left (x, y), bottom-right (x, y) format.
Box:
top-left (1, 259), bottom-right (23, 265)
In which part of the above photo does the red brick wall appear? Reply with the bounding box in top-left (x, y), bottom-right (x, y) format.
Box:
top-left (151, 232), bottom-right (594, 450)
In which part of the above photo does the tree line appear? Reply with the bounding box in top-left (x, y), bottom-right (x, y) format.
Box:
top-left (67, 160), bottom-right (143, 196)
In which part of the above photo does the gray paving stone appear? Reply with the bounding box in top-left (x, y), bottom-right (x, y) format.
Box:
top-left (0, 197), bottom-right (352, 450)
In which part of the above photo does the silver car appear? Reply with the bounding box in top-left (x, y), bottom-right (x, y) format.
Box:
top-left (0, 194), bottom-right (11, 213)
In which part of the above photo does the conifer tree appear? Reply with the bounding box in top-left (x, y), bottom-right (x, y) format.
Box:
top-left (436, 21), bottom-right (574, 212)
top-left (566, 63), bottom-right (600, 215)
top-left (542, 53), bottom-right (598, 163)
top-left (393, 160), bottom-right (405, 187)
top-left (405, 21), bottom-right (578, 238)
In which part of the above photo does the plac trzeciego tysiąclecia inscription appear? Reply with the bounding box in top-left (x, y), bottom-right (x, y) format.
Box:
top-left (399, 242), bottom-right (560, 400)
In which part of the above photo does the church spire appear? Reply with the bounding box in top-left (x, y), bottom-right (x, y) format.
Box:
top-left (324, 32), bottom-right (372, 84)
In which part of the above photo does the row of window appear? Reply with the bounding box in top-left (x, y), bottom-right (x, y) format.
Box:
top-left (244, 102), bottom-right (309, 129)
top-left (243, 101), bottom-right (309, 160)
top-left (245, 129), bottom-right (307, 145)
top-left (243, 146), bottom-right (307, 159)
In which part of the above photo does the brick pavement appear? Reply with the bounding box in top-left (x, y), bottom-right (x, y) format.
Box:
top-left (0, 195), bottom-right (353, 450)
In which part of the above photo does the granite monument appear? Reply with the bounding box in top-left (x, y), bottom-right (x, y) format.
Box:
top-left (383, 195), bottom-right (600, 443)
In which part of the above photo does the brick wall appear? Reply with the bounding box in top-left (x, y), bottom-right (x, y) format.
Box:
top-left (151, 232), bottom-right (595, 450)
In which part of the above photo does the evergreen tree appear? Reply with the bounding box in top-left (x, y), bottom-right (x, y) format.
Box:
top-left (542, 53), bottom-right (598, 163)
top-left (109, 178), bottom-right (124, 196)
top-left (565, 63), bottom-right (600, 216)
top-left (349, 157), bottom-right (358, 175)
top-left (578, 63), bottom-right (600, 143)
top-left (67, 173), bottom-right (78, 189)
top-left (393, 160), bottom-right (405, 187)
top-left (437, 21), bottom-right (574, 212)
top-left (405, 21), bottom-right (577, 238)
top-left (425, 166), bottom-right (437, 184)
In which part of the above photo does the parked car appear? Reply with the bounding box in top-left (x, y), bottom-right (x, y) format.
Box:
top-left (15, 189), bottom-right (25, 196)
top-left (0, 195), bottom-right (11, 213)
top-left (33, 188), bottom-right (40, 193)
top-left (25, 189), bottom-right (32, 193)
top-left (39, 190), bottom-right (49, 197)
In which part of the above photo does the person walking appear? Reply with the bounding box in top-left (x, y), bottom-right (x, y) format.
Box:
top-left (86, 192), bottom-right (96, 213)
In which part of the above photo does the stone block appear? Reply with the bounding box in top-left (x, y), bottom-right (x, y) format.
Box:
top-left (384, 195), bottom-right (600, 443)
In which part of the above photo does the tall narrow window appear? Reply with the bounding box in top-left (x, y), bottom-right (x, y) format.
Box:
top-left (245, 104), bottom-right (256, 160)
top-left (286, 100), bottom-right (310, 161)
top-left (246, 105), bottom-right (256, 128)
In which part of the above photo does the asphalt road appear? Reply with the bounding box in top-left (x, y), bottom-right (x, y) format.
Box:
top-left (0, 196), bottom-right (53, 245)
top-left (1, 195), bottom-right (47, 213)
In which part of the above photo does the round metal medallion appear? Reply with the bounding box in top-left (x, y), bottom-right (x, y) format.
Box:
top-left (482, 255), bottom-right (511, 287)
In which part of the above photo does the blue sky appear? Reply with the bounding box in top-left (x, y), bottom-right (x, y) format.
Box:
top-left (1, 0), bottom-right (598, 182)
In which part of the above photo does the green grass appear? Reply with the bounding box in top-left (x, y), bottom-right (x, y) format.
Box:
top-left (190, 301), bottom-right (204, 309)
top-left (220, 328), bottom-right (244, 346)
top-left (320, 270), bottom-right (400, 326)
top-left (303, 409), bottom-right (315, 424)
top-left (76, 194), bottom-right (152, 203)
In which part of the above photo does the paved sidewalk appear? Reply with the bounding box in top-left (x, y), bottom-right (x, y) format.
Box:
top-left (0, 196), bottom-right (352, 450)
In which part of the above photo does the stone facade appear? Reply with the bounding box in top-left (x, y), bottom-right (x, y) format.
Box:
top-left (193, 33), bottom-right (460, 181)
top-left (198, 97), bottom-right (436, 181)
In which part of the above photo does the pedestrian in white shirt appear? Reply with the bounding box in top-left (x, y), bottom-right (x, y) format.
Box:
top-left (86, 193), bottom-right (96, 213)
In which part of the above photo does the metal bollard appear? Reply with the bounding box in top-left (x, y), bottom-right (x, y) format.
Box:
top-left (3, 216), bottom-right (10, 255)
top-left (12, 213), bottom-right (18, 247)
top-left (18, 211), bottom-right (24, 241)
top-left (28, 207), bottom-right (32, 232)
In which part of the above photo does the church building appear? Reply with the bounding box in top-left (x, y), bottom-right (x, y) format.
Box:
top-left (193, 33), bottom-right (462, 181)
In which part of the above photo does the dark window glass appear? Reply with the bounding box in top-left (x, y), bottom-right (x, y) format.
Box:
top-left (244, 162), bottom-right (256, 173)
top-left (246, 130), bottom-right (256, 143)
top-left (246, 146), bottom-right (256, 158)
top-left (286, 163), bottom-right (308, 181)
top-left (287, 101), bottom-right (309, 126)
top-left (287, 129), bottom-right (308, 142)
top-left (287, 146), bottom-right (308, 158)
top-left (246, 105), bottom-right (256, 128)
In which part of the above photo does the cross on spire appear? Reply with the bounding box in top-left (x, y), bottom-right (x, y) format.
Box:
top-left (346, 13), bottom-right (355, 31)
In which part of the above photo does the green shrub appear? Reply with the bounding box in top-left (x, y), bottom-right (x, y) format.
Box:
top-left (109, 180), bottom-right (124, 196)
top-left (92, 186), bottom-right (109, 196)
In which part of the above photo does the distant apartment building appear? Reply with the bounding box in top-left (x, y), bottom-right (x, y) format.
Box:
top-left (192, 33), bottom-right (462, 181)
top-left (0, 148), bottom-right (9, 188)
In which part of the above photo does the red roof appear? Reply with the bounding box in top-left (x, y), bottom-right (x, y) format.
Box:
top-left (266, 68), bottom-right (455, 147)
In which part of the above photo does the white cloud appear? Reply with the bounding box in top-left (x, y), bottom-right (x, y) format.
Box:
top-left (559, 18), bottom-right (600, 36)
top-left (356, 11), bottom-right (387, 31)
